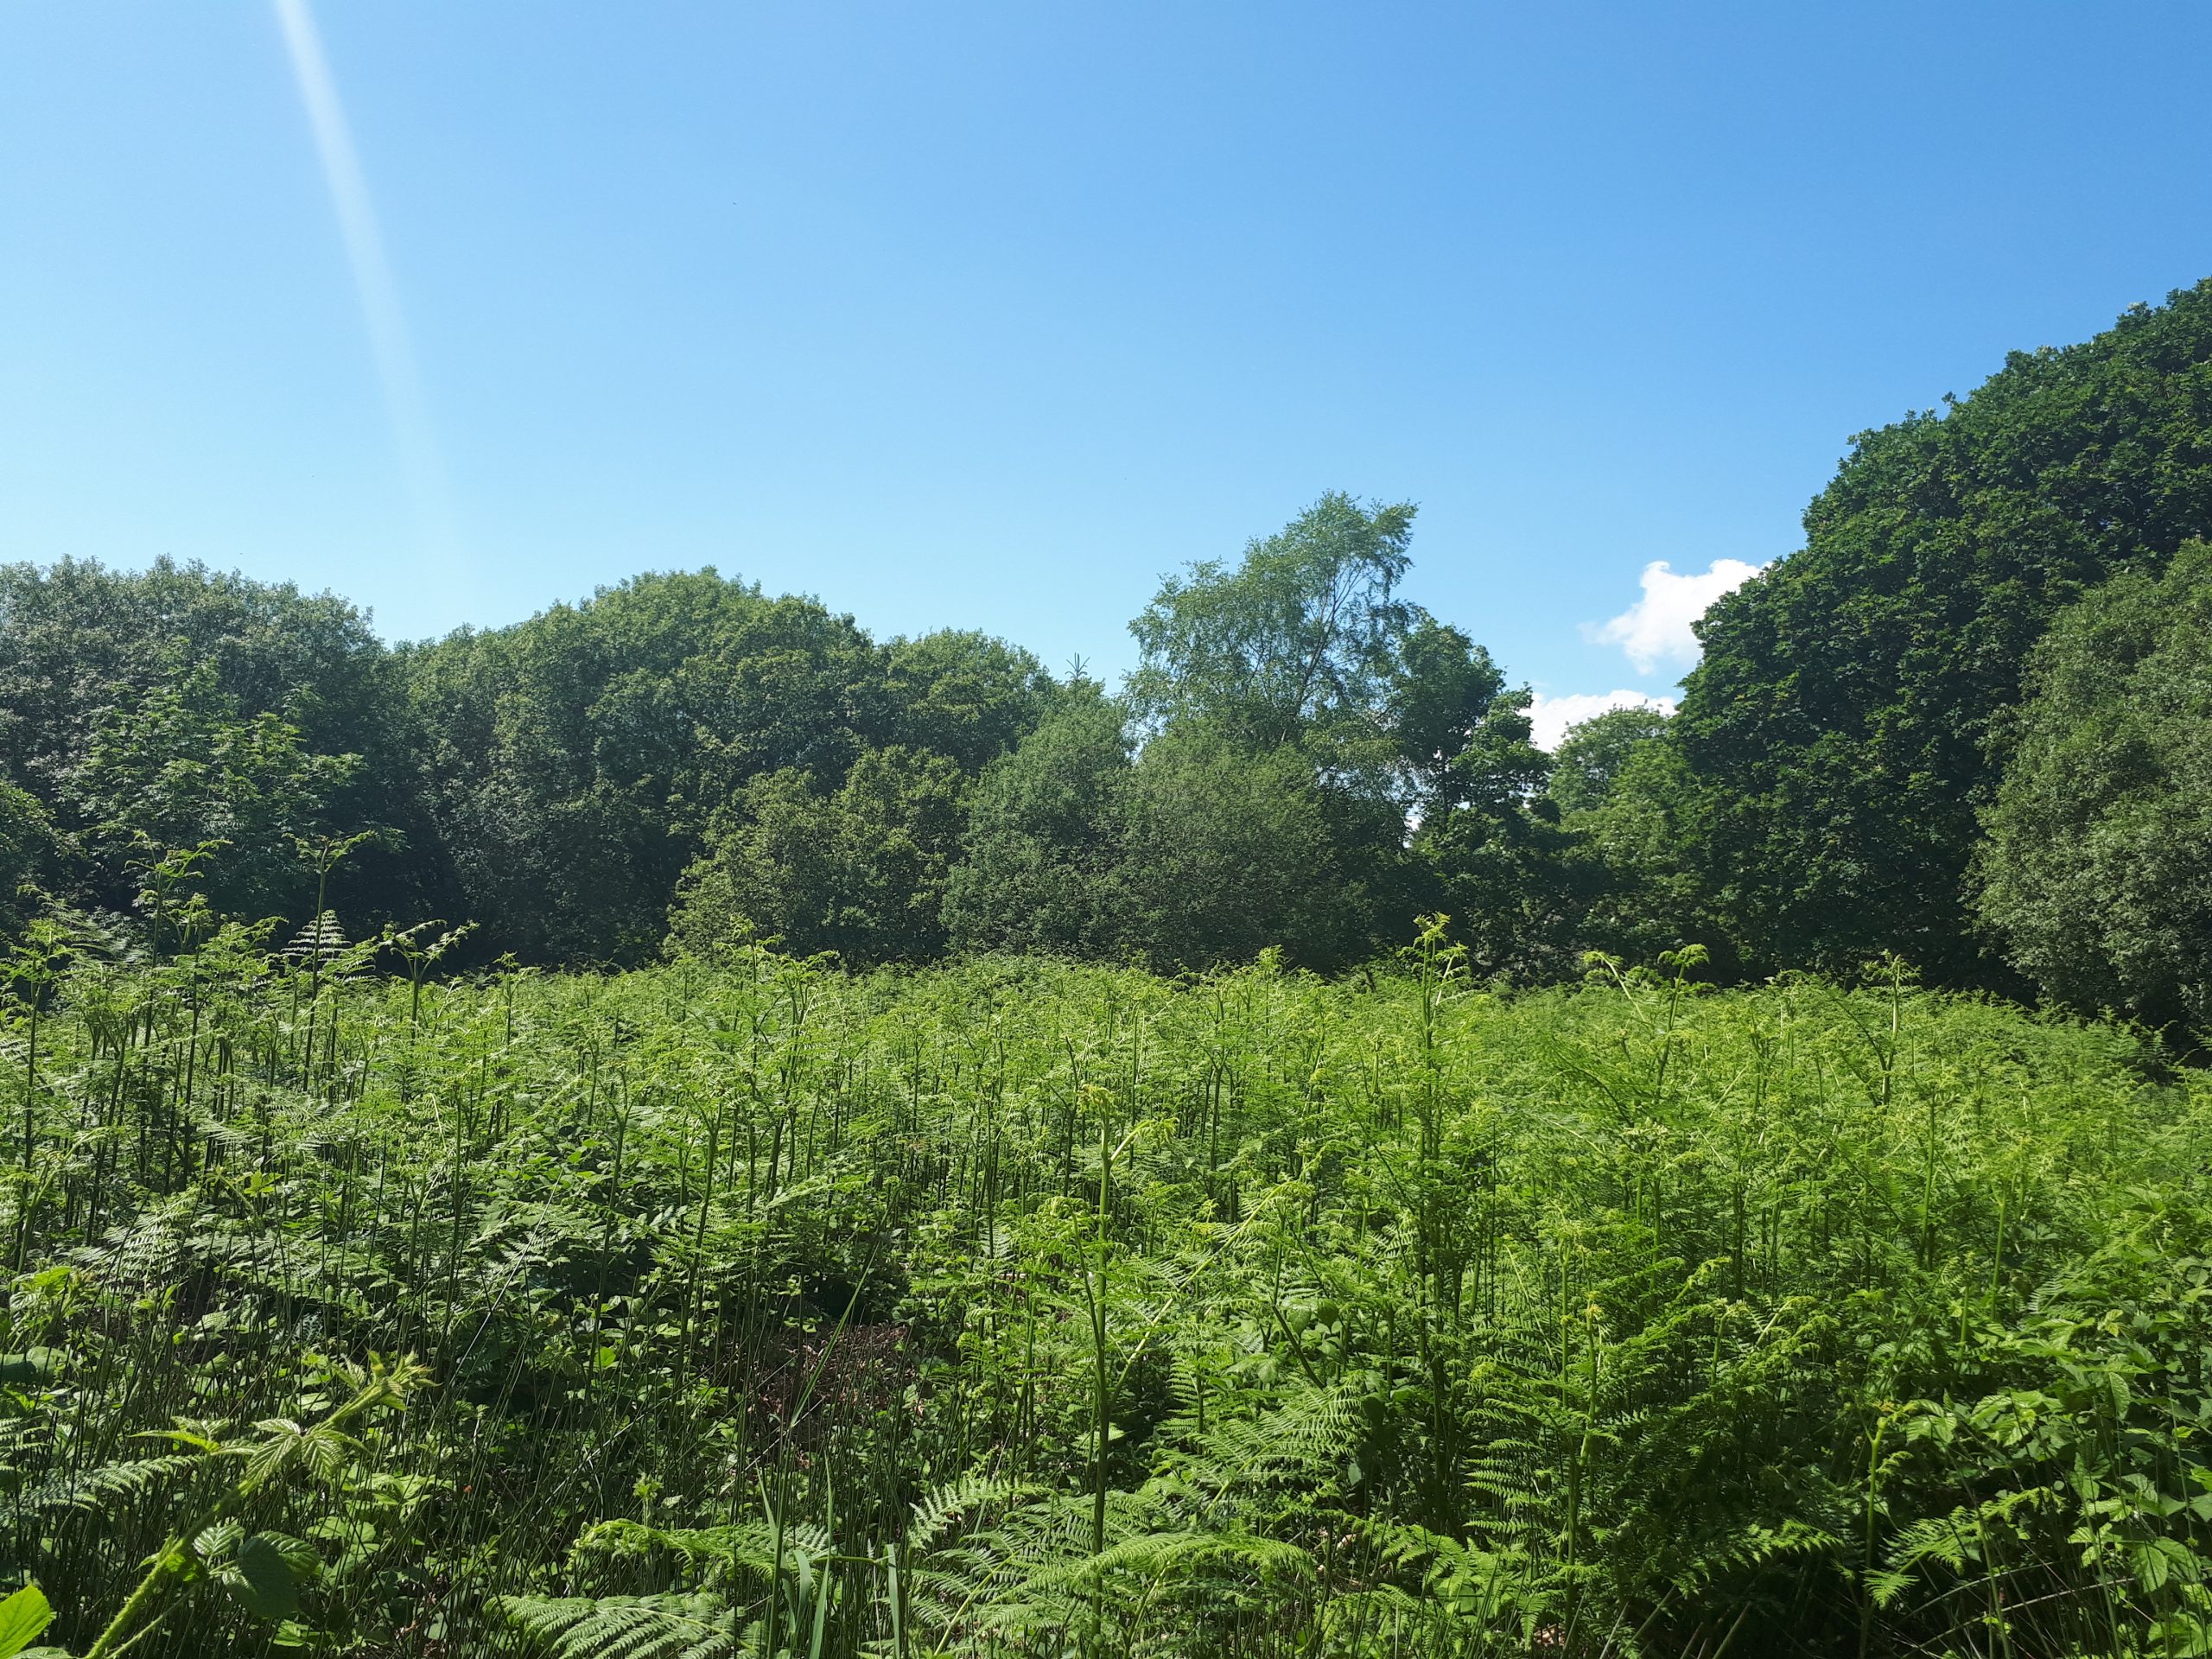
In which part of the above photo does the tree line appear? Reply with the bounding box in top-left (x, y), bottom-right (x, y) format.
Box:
top-left (3, 277), bottom-right (2209, 1030)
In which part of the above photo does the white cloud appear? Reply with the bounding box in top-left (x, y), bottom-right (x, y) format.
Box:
top-left (1587, 558), bottom-right (1764, 673)
top-left (1528, 690), bottom-right (1675, 751)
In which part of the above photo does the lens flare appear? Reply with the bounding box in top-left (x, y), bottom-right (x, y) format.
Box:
top-left (273, 0), bottom-right (459, 567)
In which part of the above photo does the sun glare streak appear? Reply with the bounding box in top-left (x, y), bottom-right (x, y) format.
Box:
top-left (273, 0), bottom-right (460, 566)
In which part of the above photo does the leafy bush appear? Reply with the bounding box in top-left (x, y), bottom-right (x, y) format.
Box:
top-left (1978, 540), bottom-right (2212, 1036)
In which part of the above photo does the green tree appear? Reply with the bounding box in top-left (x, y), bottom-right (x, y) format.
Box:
top-left (1121, 505), bottom-right (1575, 969)
top-left (1540, 705), bottom-right (1715, 969)
top-left (404, 571), bottom-right (887, 961)
top-left (880, 629), bottom-right (1058, 773)
top-left (669, 746), bottom-right (969, 965)
top-left (1974, 541), bottom-right (2212, 1033)
top-left (0, 556), bottom-right (427, 925)
top-left (1367, 618), bottom-right (1580, 974)
top-left (1546, 705), bottom-right (1670, 816)
top-left (1388, 619), bottom-right (1521, 811)
top-left (65, 660), bottom-right (359, 923)
top-left (1127, 492), bottom-right (1416, 759)
top-left (943, 690), bottom-right (1138, 960)
top-left (1120, 722), bottom-right (1358, 972)
top-left (1674, 280), bottom-right (2212, 982)
top-left (1405, 677), bottom-right (1577, 978)
top-left (408, 572), bottom-right (1051, 963)
top-left (946, 695), bottom-right (1370, 972)
top-left (1563, 736), bottom-right (1719, 967)
top-left (0, 779), bottom-right (51, 938)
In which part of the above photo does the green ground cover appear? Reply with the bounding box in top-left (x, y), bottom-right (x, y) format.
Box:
top-left (1, 931), bottom-right (2207, 1656)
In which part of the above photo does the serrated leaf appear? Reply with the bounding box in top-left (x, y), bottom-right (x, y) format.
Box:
top-left (229, 1534), bottom-right (299, 1622)
top-left (0, 1586), bottom-right (54, 1658)
top-left (2132, 1538), bottom-right (2171, 1593)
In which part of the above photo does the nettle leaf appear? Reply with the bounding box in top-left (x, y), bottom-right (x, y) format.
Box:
top-left (0, 1585), bottom-right (54, 1658)
top-left (0, 1351), bottom-right (62, 1387)
top-left (228, 1533), bottom-right (300, 1622)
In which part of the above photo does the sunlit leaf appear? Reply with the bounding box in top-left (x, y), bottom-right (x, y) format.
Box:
top-left (0, 1586), bottom-right (54, 1659)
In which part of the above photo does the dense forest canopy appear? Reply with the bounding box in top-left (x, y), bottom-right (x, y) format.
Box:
top-left (3, 282), bottom-right (2211, 1029)
top-left (399, 572), bottom-right (1058, 963)
top-left (1675, 279), bottom-right (2212, 987)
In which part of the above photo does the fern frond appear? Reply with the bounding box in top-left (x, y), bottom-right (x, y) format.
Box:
top-left (498, 1592), bottom-right (740, 1659)
top-left (906, 1471), bottom-right (1035, 1553)
top-left (574, 1516), bottom-right (817, 1579)
top-left (1668, 1517), bottom-right (1845, 1595)
top-left (21, 1452), bottom-right (197, 1515)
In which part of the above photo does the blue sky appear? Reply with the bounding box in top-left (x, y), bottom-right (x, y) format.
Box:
top-left (4, 3), bottom-right (2209, 738)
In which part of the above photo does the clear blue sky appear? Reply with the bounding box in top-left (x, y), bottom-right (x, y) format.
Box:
top-left (4, 3), bottom-right (2209, 724)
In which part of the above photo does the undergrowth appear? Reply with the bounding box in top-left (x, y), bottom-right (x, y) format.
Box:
top-left (0, 918), bottom-right (2206, 1656)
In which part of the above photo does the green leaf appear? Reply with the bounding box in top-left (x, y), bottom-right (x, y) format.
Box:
top-left (2132, 1538), bottom-right (2172, 1593)
top-left (0, 1586), bottom-right (54, 1659)
top-left (0, 1351), bottom-right (60, 1386)
top-left (228, 1534), bottom-right (299, 1622)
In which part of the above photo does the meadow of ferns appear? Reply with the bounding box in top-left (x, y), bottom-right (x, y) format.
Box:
top-left (2, 918), bottom-right (2210, 1657)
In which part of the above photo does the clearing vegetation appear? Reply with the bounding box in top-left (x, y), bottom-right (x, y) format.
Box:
top-left (0, 922), bottom-right (2205, 1656)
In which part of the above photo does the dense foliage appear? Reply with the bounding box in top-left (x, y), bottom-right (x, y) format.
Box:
top-left (0, 556), bottom-right (428, 925)
top-left (1674, 278), bottom-right (2212, 986)
top-left (401, 575), bottom-right (1056, 965)
top-left (1974, 540), bottom-right (2212, 1033)
top-left (5, 287), bottom-right (2210, 1007)
top-left (0, 495), bottom-right (1569, 981)
top-left (2, 928), bottom-right (2208, 1656)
